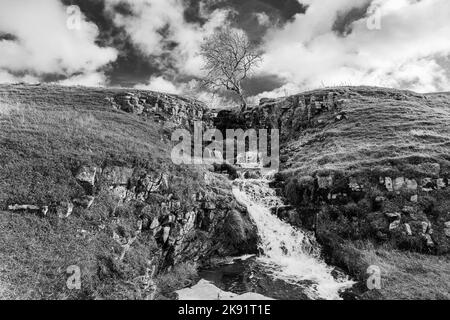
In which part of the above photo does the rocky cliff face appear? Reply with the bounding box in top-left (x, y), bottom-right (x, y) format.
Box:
top-left (216, 87), bottom-right (450, 256)
top-left (109, 91), bottom-right (212, 129)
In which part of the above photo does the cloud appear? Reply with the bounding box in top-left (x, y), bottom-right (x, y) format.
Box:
top-left (134, 76), bottom-right (181, 94)
top-left (135, 76), bottom-right (235, 108)
top-left (0, 0), bottom-right (117, 84)
top-left (257, 0), bottom-right (450, 95)
top-left (58, 72), bottom-right (109, 87)
top-left (254, 12), bottom-right (271, 26)
top-left (105, 0), bottom-right (230, 78)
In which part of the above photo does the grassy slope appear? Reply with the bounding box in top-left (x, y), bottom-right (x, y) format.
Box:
top-left (282, 87), bottom-right (450, 177)
top-left (0, 84), bottom-right (207, 299)
top-left (280, 87), bottom-right (450, 300)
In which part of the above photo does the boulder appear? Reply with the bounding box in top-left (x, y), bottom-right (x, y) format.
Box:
top-left (436, 178), bottom-right (446, 189)
top-left (57, 202), bottom-right (74, 218)
top-left (102, 166), bottom-right (134, 186)
top-left (404, 223), bottom-right (413, 236)
top-left (393, 177), bottom-right (405, 192)
top-left (75, 166), bottom-right (98, 193)
top-left (444, 222), bottom-right (450, 238)
top-left (162, 226), bottom-right (171, 244)
top-left (385, 212), bottom-right (401, 220)
top-left (389, 220), bottom-right (401, 231)
top-left (405, 179), bottom-right (418, 191)
top-left (385, 177), bottom-right (394, 192)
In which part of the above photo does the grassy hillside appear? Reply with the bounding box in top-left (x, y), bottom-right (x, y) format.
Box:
top-left (281, 87), bottom-right (450, 177)
top-left (218, 86), bottom-right (450, 300)
top-left (280, 87), bottom-right (450, 300)
top-left (0, 84), bottom-right (256, 300)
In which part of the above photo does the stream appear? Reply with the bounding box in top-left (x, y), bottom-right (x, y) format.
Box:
top-left (177, 174), bottom-right (355, 300)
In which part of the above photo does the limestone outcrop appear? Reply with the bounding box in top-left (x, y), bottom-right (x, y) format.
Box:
top-left (109, 91), bottom-right (210, 129)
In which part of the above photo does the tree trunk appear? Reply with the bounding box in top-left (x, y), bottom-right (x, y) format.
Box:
top-left (237, 84), bottom-right (247, 112)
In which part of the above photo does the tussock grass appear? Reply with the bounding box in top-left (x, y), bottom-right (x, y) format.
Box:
top-left (340, 241), bottom-right (450, 300)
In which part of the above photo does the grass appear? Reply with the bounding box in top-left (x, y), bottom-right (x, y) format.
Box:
top-left (156, 262), bottom-right (199, 298)
top-left (338, 241), bottom-right (450, 300)
top-left (0, 83), bottom-right (210, 300)
top-left (279, 87), bottom-right (450, 177)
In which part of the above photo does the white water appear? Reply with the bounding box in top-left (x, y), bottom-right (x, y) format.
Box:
top-left (232, 178), bottom-right (355, 300)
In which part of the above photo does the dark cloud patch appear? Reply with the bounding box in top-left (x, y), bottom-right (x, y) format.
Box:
top-left (332, 1), bottom-right (372, 36)
top-left (186, 0), bottom-right (306, 42)
top-left (243, 74), bottom-right (286, 96)
top-left (0, 33), bottom-right (16, 41)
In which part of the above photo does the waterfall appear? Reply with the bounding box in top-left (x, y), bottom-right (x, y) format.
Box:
top-left (232, 177), bottom-right (355, 300)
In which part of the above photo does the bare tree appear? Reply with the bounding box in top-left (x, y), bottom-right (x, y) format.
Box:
top-left (200, 28), bottom-right (262, 111)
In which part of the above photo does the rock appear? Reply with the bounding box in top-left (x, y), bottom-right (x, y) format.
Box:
top-left (202, 201), bottom-right (216, 210)
top-left (410, 195), bottom-right (418, 203)
top-left (75, 166), bottom-right (97, 192)
top-left (436, 178), bottom-right (446, 189)
top-left (150, 217), bottom-right (160, 230)
top-left (57, 202), bottom-right (74, 218)
top-left (162, 226), bottom-right (171, 244)
top-left (389, 220), bottom-right (401, 231)
top-left (424, 234), bottom-right (434, 247)
top-left (445, 222), bottom-right (450, 237)
top-left (102, 166), bottom-right (134, 186)
top-left (385, 212), bottom-right (401, 220)
top-left (404, 223), bottom-right (412, 236)
top-left (421, 221), bottom-right (432, 234)
top-left (8, 204), bottom-right (40, 211)
top-left (405, 179), bottom-right (418, 191)
top-left (393, 177), bottom-right (405, 192)
top-left (111, 186), bottom-right (129, 201)
top-left (41, 206), bottom-right (49, 216)
top-left (385, 177), bottom-right (393, 192)
top-left (421, 178), bottom-right (435, 192)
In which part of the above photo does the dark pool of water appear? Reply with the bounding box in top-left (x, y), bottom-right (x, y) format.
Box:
top-left (199, 256), bottom-right (320, 300)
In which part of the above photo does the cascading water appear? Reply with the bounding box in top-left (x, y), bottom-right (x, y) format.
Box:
top-left (231, 175), bottom-right (355, 300)
top-left (178, 170), bottom-right (355, 301)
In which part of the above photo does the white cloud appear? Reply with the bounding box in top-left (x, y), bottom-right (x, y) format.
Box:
top-left (258, 0), bottom-right (450, 96)
top-left (134, 76), bottom-right (181, 94)
top-left (105, 0), bottom-right (230, 78)
top-left (255, 12), bottom-right (271, 26)
top-left (58, 72), bottom-right (109, 87)
top-left (0, 71), bottom-right (40, 84)
top-left (0, 0), bottom-right (117, 84)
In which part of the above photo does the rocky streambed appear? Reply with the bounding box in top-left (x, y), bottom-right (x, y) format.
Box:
top-left (177, 172), bottom-right (355, 300)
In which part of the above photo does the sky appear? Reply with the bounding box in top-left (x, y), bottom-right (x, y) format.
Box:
top-left (0, 0), bottom-right (450, 106)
